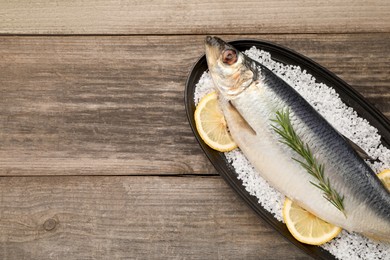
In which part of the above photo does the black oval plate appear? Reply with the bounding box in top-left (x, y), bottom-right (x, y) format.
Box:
top-left (184, 39), bottom-right (390, 259)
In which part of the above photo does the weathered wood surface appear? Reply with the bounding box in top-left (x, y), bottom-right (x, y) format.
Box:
top-left (0, 176), bottom-right (309, 259)
top-left (1, 1), bottom-right (390, 259)
top-left (0, 34), bottom-right (389, 176)
top-left (0, 0), bottom-right (389, 35)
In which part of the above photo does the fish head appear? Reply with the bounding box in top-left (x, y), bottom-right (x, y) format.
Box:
top-left (205, 36), bottom-right (257, 99)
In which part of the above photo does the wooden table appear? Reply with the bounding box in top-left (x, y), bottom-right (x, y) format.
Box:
top-left (0, 1), bottom-right (389, 259)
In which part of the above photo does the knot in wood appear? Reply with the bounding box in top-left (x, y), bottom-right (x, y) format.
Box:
top-left (43, 218), bottom-right (57, 231)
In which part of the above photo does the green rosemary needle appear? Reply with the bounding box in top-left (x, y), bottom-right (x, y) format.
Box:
top-left (271, 109), bottom-right (345, 215)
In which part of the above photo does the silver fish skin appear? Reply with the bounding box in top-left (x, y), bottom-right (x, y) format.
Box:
top-left (204, 36), bottom-right (390, 241)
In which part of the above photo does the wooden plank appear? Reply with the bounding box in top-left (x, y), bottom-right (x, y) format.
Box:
top-left (0, 176), bottom-right (310, 259)
top-left (0, 0), bottom-right (389, 35)
top-left (0, 34), bottom-right (389, 176)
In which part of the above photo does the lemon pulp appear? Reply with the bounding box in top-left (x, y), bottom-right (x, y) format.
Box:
top-left (283, 198), bottom-right (342, 245)
top-left (194, 92), bottom-right (237, 152)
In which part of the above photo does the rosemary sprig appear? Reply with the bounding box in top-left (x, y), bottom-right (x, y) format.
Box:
top-left (271, 109), bottom-right (346, 215)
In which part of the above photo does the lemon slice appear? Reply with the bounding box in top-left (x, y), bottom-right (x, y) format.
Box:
top-left (378, 169), bottom-right (390, 191)
top-left (194, 92), bottom-right (237, 152)
top-left (283, 198), bottom-right (342, 245)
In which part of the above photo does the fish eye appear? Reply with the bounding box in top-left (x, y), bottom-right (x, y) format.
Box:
top-left (222, 49), bottom-right (237, 65)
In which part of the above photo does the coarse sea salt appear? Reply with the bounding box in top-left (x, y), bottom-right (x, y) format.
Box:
top-left (193, 47), bottom-right (390, 260)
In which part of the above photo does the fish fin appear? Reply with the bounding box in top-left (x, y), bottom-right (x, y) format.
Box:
top-left (343, 135), bottom-right (378, 162)
top-left (227, 101), bottom-right (257, 136)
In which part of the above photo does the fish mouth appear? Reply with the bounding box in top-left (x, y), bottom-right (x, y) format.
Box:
top-left (205, 36), bottom-right (226, 50)
top-left (205, 36), bottom-right (224, 66)
top-left (205, 36), bottom-right (236, 54)
top-left (205, 36), bottom-right (237, 69)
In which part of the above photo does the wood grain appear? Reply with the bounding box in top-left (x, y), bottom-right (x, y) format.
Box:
top-left (0, 176), bottom-right (310, 259)
top-left (0, 34), bottom-right (389, 176)
top-left (0, 0), bottom-right (389, 35)
top-left (1, 2), bottom-right (389, 259)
